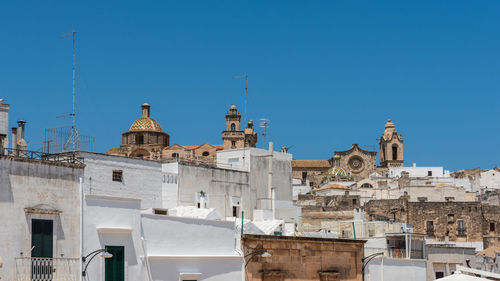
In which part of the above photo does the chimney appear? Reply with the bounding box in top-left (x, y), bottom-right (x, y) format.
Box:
top-left (17, 120), bottom-right (27, 150)
top-left (11, 127), bottom-right (17, 150)
top-left (142, 103), bottom-right (150, 118)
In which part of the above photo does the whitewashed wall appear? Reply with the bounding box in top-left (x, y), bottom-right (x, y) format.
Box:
top-left (80, 152), bottom-right (163, 208)
top-left (365, 258), bottom-right (426, 281)
top-left (481, 169), bottom-right (500, 189)
top-left (0, 158), bottom-right (83, 281)
top-left (84, 195), bottom-right (145, 281)
top-left (141, 214), bottom-right (243, 281)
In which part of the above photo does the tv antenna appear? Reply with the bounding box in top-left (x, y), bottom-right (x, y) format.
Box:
top-left (60, 30), bottom-right (76, 152)
top-left (259, 118), bottom-right (269, 148)
top-left (233, 74), bottom-right (248, 124)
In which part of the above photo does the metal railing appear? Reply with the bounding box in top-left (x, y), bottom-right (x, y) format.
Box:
top-left (387, 249), bottom-right (424, 259)
top-left (15, 257), bottom-right (79, 281)
top-left (1, 149), bottom-right (84, 165)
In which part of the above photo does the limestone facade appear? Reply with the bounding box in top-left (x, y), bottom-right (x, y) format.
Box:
top-left (107, 103), bottom-right (257, 160)
top-left (242, 234), bottom-right (365, 281)
top-left (292, 119), bottom-right (404, 185)
top-left (363, 198), bottom-right (500, 249)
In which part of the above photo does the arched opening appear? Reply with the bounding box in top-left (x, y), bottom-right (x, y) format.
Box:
top-left (392, 144), bottom-right (398, 160)
top-left (361, 183), bottom-right (373, 188)
top-left (230, 123), bottom-right (236, 132)
top-left (202, 151), bottom-right (210, 157)
top-left (130, 148), bottom-right (150, 158)
top-left (136, 134), bottom-right (144, 145)
top-left (172, 153), bottom-right (179, 158)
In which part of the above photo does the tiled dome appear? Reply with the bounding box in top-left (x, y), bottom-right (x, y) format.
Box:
top-left (129, 117), bottom-right (163, 132)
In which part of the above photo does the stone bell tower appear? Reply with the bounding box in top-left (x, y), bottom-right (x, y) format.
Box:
top-left (379, 119), bottom-right (404, 167)
top-left (222, 105), bottom-right (244, 149)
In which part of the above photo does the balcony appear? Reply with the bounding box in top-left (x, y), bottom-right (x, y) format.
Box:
top-left (15, 257), bottom-right (79, 281)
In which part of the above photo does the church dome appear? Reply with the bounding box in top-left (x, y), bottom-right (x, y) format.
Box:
top-left (129, 117), bottom-right (163, 132)
top-left (128, 103), bottom-right (164, 132)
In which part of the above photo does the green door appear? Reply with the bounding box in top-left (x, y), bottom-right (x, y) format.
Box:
top-left (105, 246), bottom-right (124, 281)
top-left (31, 219), bottom-right (53, 258)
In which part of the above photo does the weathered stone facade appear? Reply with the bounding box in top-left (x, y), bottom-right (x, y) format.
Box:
top-left (297, 194), bottom-right (362, 231)
top-left (364, 198), bottom-right (500, 248)
top-left (107, 103), bottom-right (256, 160)
top-left (242, 234), bottom-right (365, 281)
top-left (329, 144), bottom-right (378, 180)
top-left (292, 120), bottom-right (403, 184)
top-left (292, 160), bottom-right (330, 188)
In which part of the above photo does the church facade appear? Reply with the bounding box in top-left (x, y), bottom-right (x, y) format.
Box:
top-left (292, 119), bottom-right (404, 186)
top-left (106, 103), bottom-right (257, 161)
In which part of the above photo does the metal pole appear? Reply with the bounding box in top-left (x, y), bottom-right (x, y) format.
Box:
top-left (244, 75), bottom-right (247, 125)
top-left (352, 222), bottom-right (356, 240)
top-left (241, 211), bottom-right (244, 236)
top-left (72, 31), bottom-right (76, 152)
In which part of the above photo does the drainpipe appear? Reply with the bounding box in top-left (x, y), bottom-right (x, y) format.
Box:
top-left (80, 177), bottom-right (84, 281)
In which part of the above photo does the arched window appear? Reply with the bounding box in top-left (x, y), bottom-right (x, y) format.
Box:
top-left (202, 151), bottom-right (210, 157)
top-left (231, 123), bottom-right (236, 132)
top-left (172, 153), bottom-right (179, 158)
top-left (392, 145), bottom-right (398, 160)
top-left (361, 183), bottom-right (373, 188)
top-left (136, 134), bottom-right (144, 145)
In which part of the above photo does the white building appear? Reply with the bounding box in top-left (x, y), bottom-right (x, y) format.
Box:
top-left (480, 169), bottom-right (500, 190)
top-left (389, 164), bottom-right (450, 178)
top-left (0, 156), bottom-right (84, 281)
top-left (84, 194), bottom-right (243, 281)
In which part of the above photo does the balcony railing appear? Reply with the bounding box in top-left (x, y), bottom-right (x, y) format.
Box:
top-left (387, 249), bottom-right (424, 259)
top-left (15, 257), bottom-right (79, 281)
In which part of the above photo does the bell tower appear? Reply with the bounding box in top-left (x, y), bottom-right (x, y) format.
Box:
top-left (379, 119), bottom-right (403, 167)
top-left (222, 105), bottom-right (245, 149)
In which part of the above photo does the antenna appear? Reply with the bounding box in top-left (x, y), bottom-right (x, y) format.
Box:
top-left (60, 31), bottom-right (76, 152)
top-left (233, 74), bottom-right (248, 124)
top-left (259, 118), bottom-right (269, 148)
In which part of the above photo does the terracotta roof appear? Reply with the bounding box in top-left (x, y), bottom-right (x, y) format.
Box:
top-left (292, 160), bottom-right (330, 168)
top-left (182, 145), bottom-right (199, 150)
top-left (315, 183), bottom-right (349, 191)
top-left (213, 145), bottom-right (224, 150)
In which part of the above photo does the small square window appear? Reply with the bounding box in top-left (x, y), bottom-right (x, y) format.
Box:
top-left (428, 171), bottom-right (433, 176)
top-left (112, 170), bottom-right (123, 182)
top-left (154, 209), bottom-right (167, 215)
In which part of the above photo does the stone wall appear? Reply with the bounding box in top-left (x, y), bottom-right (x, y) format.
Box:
top-left (242, 234), bottom-right (365, 281)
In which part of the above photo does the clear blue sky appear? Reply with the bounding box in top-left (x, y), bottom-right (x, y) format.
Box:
top-left (1, 1), bottom-right (499, 171)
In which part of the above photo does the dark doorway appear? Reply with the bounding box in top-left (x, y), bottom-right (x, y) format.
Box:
top-left (105, 246), bottom-right (125, 281)
top-left (32, 219), bottom-right (53, 258)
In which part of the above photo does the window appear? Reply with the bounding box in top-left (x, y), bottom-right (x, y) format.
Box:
top-left (172, 153), bottom-right (179, 158)
top-left (153, 209), bottom-right (167, 215)
top-left (426, 221), bottom-right (434, 235)
top-left (231, 141), bottom-right (236, 147)
top-left (202, 151), bottom-right (209, 157)
top-left (352, 198), bottom-right (357, 205)
top-left (458, 220), bottom-right (466, 236)
top-left (112, 170), bottom-right (123, 182)
top-left (231, 123), bottom-right (236, 131)
top-left (232, 206), bottom-right (239, 217)
top-left (302, 172), bottom-right (307, 181)
top-left (392, 145), bottom-right (398, 160)
top-left (136, 134), bottom-right (144, 144)
top-left (435, 272), bottom-right (444, 279)
top-left (361, 183), bottom-right (373, 188)
top-left (448, 214), bottom-right (455, 224)
top-left (428, 171), bottom-right (433, 176)
top-left (490, 222), bottom-right (496, 232)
